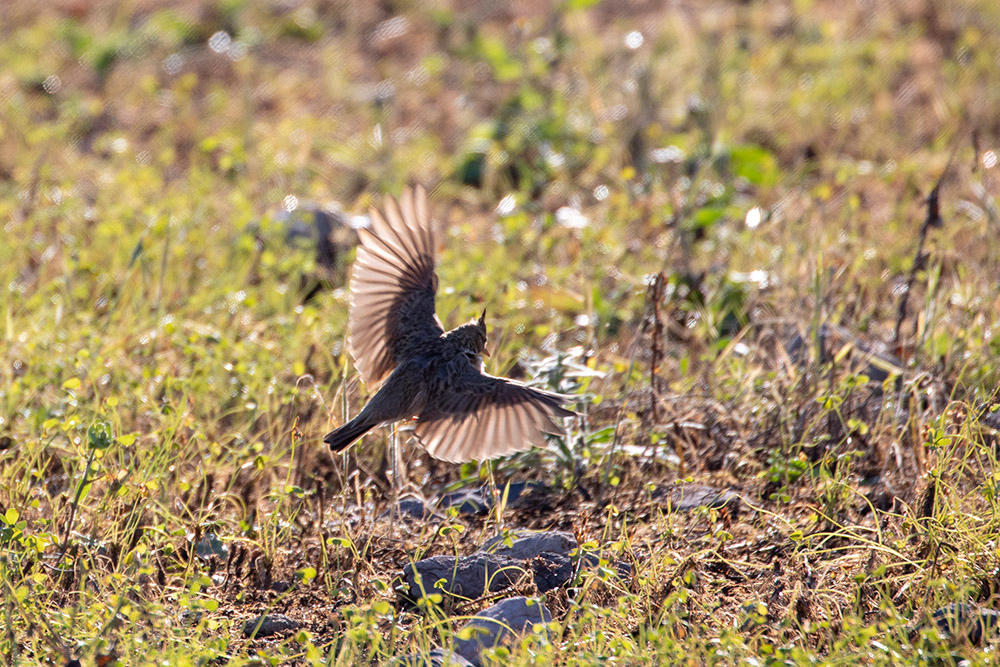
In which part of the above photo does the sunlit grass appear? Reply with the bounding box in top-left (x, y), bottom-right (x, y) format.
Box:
top-left (3, 0), bottom-right (1000, 664)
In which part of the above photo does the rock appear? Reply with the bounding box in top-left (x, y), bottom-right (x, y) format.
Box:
top-left (654, 484), bottom-right (741, 513)
top-left (402, 554), bottom-right (525, 602)
top-left (528, 552), bottom-right (631, 593)
top-left (268, 580), bottom-right (293, 593)
top-left (437, 481), bottom-right (554, 516)
top-left (476, 530), bottom-right (629, 593)
top-left (453, 597), bottom-right (552, 665)
top-left (502, 481), bottom-right (553, 510)
top-left (178, 610), bottom-right (203, 626)
top-left (396, 497), bottom-right (429, 518)
top-left (193, 531), bottom-right (228, 562)
top-left (381, 497), bottom-right (441, 520)
top-left (477, 530), bottom-right (576, 560)
top-left (393, 648), bottom-right (474, 666)
top-left (578, 553), bottom-right (633, 580)
top-left (529, 553), bottom-right (574, 593)
top-left (439, 488), bottom-right (491, 515)
top-left (912, 603), bottom-right (1000, 645)
top-left (476, 530), bottom-right (576, 594)
top-left (401, 529), bottom-right (623, 606)
top-left (277, 203), bottom-right (360, 271)
top-left (242, 613), bottom-right (300, 638)
top-left (611, 559), bottom-right (633, 579)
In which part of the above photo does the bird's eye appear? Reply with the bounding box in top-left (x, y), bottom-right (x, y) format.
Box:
top-left (462, 350), bottom-right (478, 363)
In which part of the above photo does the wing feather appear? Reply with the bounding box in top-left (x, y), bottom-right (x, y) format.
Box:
top-left (347, 187), bottom-right (444, 385)
top-left (414, 364), bottom-right (575, 463)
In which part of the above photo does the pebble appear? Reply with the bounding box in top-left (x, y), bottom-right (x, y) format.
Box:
top-left (242, 613), bottom-right (300, 638)
top-left (453, 597), bottom-right (552, 665)
top-left (912, 603), bottom-right (1000, 645)
top-left (402, 553), bottom-right (524, 602)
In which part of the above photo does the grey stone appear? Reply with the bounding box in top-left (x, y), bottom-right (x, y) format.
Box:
top-left (381, 497), bottom-right (440, 520)
top-left (611, 559), bottom-right (633, 579)
top-left (396, 497), bottom-right (429, 518)
top-left (277, 203), bottom-right (359, 271)
top-left (193, 531), bottom-right (228, 562)
top-left (501, 481), bottom-right (553, 510)
top-left (439, 489), bottom-right (490, 515)
top-left (912, 603), bottom-right (1000, 645)
top-left (982, 406), bottom-right (1000, 433)
top-left (453, 597), bottom-right (552, 665)
top-left (402, 554), bottom-right (526, 601)
top-left (529, 553), bottom-right (574, 593)
top-left (476, 530), bottom-right (629, 593)
top-left (529, 551), bottom-right (631, 592)
top-left (242, 613), bottom-right (300, 638)
top-left (654, 484), bottom-right (741, 513)
top-left (477, 530), bottom-right (576, 560)
top-left (178, 610), bottom-right (203, 626)
top-left (437, 481), bottom-right (553, 516)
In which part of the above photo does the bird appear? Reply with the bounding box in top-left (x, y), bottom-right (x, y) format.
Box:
top-left (323, 185), bottom-right (574, 463)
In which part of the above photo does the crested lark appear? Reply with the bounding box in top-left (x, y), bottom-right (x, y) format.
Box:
top-left (323, 186), bottom-right (574, 462)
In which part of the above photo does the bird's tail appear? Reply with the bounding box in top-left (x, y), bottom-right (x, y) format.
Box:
top-left (324, 415), bottom-right (376, 453)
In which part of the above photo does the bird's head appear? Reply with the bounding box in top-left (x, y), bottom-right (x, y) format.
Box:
top-left (445, 308), bottom-right (488, 362)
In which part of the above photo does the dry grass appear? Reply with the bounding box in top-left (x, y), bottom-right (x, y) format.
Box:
top-left (3, 0), bottom-right (1000, 664)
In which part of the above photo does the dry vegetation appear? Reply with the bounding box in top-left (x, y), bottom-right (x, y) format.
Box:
top-left (3, 0), bottom-right (1000, 664)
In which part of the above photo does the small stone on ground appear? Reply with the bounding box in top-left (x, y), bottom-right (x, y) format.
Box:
top-left (454, 597), bottom-right (552, 665)
top-left (242, 613), bottom-right (299, 638)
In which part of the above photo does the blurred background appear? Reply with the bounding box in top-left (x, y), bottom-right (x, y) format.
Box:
top-left (4, 0), bottom-right (1000, 662)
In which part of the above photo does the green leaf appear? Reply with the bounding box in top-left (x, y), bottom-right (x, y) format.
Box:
top-left (729, 144), bottom-right (778, 187)
top-left (586, 426), bottom-right (616, 444)
top-left (690, 205), bottom-right (726, 232)
top-left (87, 421), bottom-right (114, 450)
top-left (329, 536), bottom-right (354, 549)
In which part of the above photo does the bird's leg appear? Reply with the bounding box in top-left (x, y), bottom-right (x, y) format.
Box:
top-left (389, 421), bottom-right (401, 523)
top-left (485, 460), bottom-right (505, 534)
top-left (339, 370), bottom-right (350, 515)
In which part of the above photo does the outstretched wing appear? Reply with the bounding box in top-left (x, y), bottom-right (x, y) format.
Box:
top-left (348, 186), bottom-right (444, 385)
top-left (413, 364), bottom-right (575, 463)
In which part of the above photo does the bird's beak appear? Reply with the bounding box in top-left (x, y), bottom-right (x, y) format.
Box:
top-left (482, 344), bottom-right (491, 358)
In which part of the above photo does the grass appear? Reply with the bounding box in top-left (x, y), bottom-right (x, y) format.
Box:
top-left (3, 0), bottom-right (1000, 664)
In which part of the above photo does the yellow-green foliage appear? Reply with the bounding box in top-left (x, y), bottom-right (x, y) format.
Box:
top-left (3, 1), bottom-right (1000, 664)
